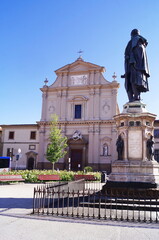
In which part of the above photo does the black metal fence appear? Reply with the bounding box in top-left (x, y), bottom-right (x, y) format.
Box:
top-left (33, 183), bottom-right (159, 223)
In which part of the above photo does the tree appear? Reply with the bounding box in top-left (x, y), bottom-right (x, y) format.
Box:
top-left (46, 114), bottom-right (68, 171)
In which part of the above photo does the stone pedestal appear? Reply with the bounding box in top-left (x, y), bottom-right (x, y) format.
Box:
top-left (108, 101), bottom-right (159, 188)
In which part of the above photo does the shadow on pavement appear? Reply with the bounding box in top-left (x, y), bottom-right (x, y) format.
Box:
top-left (0, 198), bottom-right (33, 209)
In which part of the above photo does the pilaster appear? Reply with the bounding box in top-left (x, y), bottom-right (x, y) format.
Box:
top-left (41, 88), bottom-right (48, 121)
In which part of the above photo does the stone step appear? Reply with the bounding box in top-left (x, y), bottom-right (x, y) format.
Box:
top-left (80, 201), bottom-right (159, 211)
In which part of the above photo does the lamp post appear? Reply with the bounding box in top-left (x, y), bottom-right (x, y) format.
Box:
top-left (9, 148), bottom-right (12, 170)
top-left (68, 158), bottom-right (71, 171)
top-left (15, 148), bottom-right (21, 170)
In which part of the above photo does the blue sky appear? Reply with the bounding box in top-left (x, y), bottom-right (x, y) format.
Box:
top-left (1, 0), bottom-right (159, 124)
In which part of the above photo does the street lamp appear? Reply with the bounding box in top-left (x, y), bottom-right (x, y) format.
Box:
top-left (15, 148), bottom-right (22, 170)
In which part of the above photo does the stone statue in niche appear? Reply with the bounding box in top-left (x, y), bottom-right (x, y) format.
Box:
top-left (103, 144), bottom-right (108, 156)
top-left (116, 134), bottom-right (124, 160)
top-left (147, 135), bottom-right (154, 161)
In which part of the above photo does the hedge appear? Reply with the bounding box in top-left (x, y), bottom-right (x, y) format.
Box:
top-left (0, 170), bottom-right (101, 183)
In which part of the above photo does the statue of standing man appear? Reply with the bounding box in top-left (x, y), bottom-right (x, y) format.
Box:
top-left (147, 135), bottom-right (154, 161)
top-left (121, 29), bottom-right (150, 102)
top-left (116, 134), bottom-right (124, 160)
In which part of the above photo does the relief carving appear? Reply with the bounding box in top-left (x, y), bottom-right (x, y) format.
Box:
top-left (48, 103), bottom-right (55, 113)
top-left (102, 101), bottom-right (110, 114)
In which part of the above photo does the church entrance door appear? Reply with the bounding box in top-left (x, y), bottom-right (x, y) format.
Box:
top-left (27, 157), bottom-right (34, 170)
top-left (71, 149), bottom-right (82, 171)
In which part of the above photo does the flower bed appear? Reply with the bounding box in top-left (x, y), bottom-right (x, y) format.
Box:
top-left (0, 170), bottom-right (101, 183)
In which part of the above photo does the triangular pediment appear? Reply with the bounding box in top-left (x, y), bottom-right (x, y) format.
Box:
top-left (55, 58), bottom-right (105, 75)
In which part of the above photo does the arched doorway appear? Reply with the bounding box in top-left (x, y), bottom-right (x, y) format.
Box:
top-left (27, 157), bottom-right (34, 170)
top-left (26, 151), bottom-right (38, 170)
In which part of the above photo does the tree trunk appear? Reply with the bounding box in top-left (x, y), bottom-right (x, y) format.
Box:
top-left (52, 162), bottom-right (55, 172)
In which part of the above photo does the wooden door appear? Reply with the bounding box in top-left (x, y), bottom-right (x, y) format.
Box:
top-left (71, 149), bottom-right (82, 171)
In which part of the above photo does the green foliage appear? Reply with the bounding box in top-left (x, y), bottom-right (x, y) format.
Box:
top-left (60, 170), bottom-right (74, 181)
top-left (84, 166), bottom-right (93, 173)
top-left (46, 114), bottom-right (68, 170)
top-left (0, 170), bottom-right (101, 182)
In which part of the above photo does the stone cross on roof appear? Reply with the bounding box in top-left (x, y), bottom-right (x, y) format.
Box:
top-left (77, 50), bottom-right (83, 60)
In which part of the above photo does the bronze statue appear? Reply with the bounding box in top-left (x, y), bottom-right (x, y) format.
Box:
top-left (121, 29), bottom-right (150, 102)
top-left (116, 134), bottom-right (124, 160)
top-left (147, 135), bottom-right (154, 160)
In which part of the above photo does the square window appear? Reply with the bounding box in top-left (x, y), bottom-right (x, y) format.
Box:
top-left (129, 121), bottom-right (134, 126)
top-left (136, 121), bottom-right (141, 126)
top-left (74, 105), bottom-right (82, 119)
top-left (29, 145), bottom-right (36, 150)
top-left (9, 131), bottom-right (14, 140)
top-left (30, 131), bottom-right (36, 140)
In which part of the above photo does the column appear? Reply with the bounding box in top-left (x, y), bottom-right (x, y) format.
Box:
top-left (111, 125), bottom-right (117, 161)
top-left (62, 73), bottom-right (68, 87)
top-left (123, 129), bottom-right (128, 160)
top-left (111, 89), bottom-right (118, 116)
top-left (95, 70), bottom-right (100, 84)
top-left (38, 124), bottom-right (46, 169)
top-left (82, 146), bottom-right (86, 168)
top-left (61, 90), bottom-right (67, 121)
top-left (56, 91), bottom-right (62, 119)
top-left (142, 127), bottom-right (147, 160)
top-left (41, 88), bottom-right (48, 121)
top-left (93, 124), bottom-right (100, 169)
top-left (89, 89), bottom-right (95, 120)
top-left (58, 73), bottom-right (62, 87)
top-left (88, 125), bottom-right (94, 166)
top-left (94, 88), bottom-right (100, 120)
top-left (89, 70), bottom-right (94, 85)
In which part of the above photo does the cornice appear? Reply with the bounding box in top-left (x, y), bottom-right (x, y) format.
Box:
top-left (37, 119), bottom-right (115, 126)
top-left (114, 112), bottom-right (156, 120)
top-left (40, 82), bottom-right (119, 92)
top-left (0, 124), bottom-right (38, 128)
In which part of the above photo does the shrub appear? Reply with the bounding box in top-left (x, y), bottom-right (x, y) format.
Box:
top-left (0, 169), bottom-right (101, 182)
top-left (84, 166), bottom-right (93, 173)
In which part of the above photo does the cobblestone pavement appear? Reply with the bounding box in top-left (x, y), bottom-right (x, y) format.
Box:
top-left (0, 183), bottom-right (159, 240)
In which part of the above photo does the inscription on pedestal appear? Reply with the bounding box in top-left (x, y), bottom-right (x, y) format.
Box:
top-left (128, 130), bottom-right (142, 159)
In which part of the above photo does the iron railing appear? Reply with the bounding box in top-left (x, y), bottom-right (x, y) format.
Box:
top-left (33, 183), bottom-right (159, 223)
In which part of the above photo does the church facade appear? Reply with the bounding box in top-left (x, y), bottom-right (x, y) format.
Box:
top-left (37, 57), bottom-right (119, 172)
top-left (1, 57), bottom-right (159, 172)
